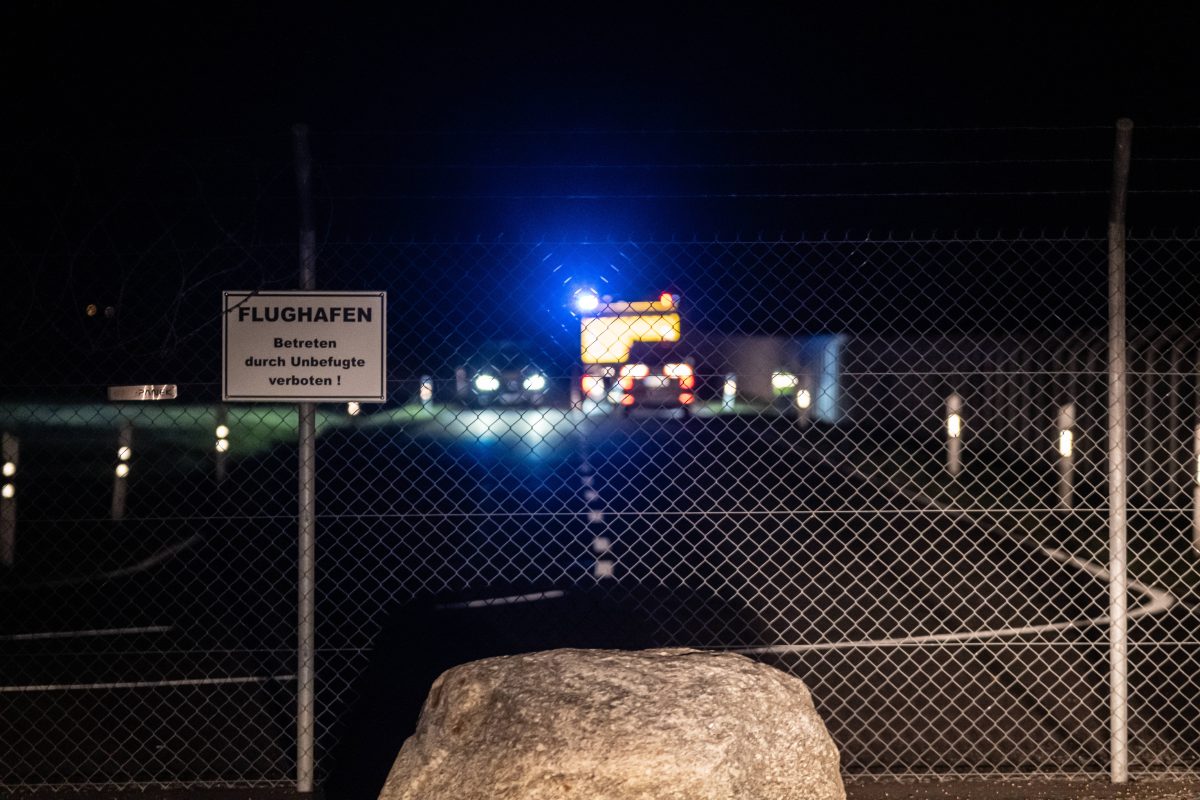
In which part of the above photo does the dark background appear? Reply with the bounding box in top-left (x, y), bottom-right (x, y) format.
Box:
top-left (5, 3), bottom-right (1197, 234)
top-left (2, 3), bottom-right (1198, 387)
top-left (3, 7), bottom-right (1200, 795)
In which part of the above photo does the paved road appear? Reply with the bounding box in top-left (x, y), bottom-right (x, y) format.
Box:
top-left (0, 405), bottom-right (1192, 792)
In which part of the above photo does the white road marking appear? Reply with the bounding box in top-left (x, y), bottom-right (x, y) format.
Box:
top-left (436, 590), bottom-right (566, 610)
top-left (2, 534), bottom-right (203, 592)
top-left (578, 431), bottom-right (614, 578)
top-left (0, 625), bottom-right (170, 642)
top-left (0, 674), bottom-right (296, 694)
top-left (737, 554), bottom-right (1172, 654)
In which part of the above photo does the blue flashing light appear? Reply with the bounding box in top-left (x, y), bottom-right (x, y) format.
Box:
top-left (573, 288), bottom-right (600, 314)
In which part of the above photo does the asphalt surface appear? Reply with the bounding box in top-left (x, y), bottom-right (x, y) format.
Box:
top-left (1, 404), bottom-right (1195, 795)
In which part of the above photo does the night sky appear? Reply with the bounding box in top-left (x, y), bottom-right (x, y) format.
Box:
top-left (3, 4), bottom-right (1198, 387)
top-left (5, 6), bottom-right (1193, 138)
top-left (6, 4), bottom-right (1196, 231)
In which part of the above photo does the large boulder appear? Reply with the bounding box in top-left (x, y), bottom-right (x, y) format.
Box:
top-left (378, 647), bottom-right (845, 800)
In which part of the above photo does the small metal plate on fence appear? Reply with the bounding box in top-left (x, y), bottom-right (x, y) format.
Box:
top-left (107, 384), bottom-right (178, 401)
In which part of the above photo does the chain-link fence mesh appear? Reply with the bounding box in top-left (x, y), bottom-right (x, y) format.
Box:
top-left (2, 234), bottom-right (1200, 790)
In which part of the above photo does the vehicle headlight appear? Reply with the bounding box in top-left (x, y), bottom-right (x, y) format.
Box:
top-left (771, 371), bottom-right (798, 393)
top-left (523, 373), bottom-right (546, 392)
top-left (474, 373), bottom-right (500, 392)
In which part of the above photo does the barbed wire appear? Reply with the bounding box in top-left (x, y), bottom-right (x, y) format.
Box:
top-left (291, 189), bottom-right (1200, 201)
top-left (317, 125), bottom-right (1120, 136)
top-left (12, 229), bottom-right (1200, 257)
top-left (314, 156), bottom-right (1200, 170)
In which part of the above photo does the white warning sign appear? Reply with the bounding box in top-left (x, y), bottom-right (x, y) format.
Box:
top-left (222, 291), bottom-right (387, 402)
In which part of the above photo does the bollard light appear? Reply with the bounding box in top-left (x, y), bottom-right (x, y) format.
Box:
top-left (420, 376), bottom-right (434, 404)
top-left (1056, 402), bottom-right (1076, 510)
top-left (723, 375), bottom-right (737, 411)
top-left (947, 412), bottom-right (962, 439)
top-left (213, 409), bottom-right (230, 484)
top-left (2, 432), bottom-right (18, 566)
top-left (946, 393), bottom-right (963, 477)
top-left (346, 401), bottom-right (362, 416)
top-left (796, 388), bottom-right (812, 410)
top-left (112, 421), bottom-right (133, 521)
top-left (1059, 429), bottom-right (1074, 459)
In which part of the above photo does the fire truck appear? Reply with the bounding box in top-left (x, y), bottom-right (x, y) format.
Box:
top-left (574, 290), bottom-right (694, 413)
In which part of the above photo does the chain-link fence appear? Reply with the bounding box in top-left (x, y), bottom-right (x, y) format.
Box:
top-left (2, 234), bottom-right (1199, 791)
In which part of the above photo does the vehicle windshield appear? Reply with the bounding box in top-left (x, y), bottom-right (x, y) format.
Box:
top-left (474, 343), bottom-right (535, 371)
top-left (494, 349), bottom-right (528, 369)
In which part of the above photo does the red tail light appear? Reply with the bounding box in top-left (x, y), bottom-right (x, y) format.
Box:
top-left (581, 376), bottom-right (604, 398)
top-left (679, 393), bottom-right (694, 405)
top-left (664, 362), bottom-right (694, 389)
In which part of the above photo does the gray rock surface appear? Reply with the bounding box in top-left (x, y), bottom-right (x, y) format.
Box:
top-left (379, 647), bottom-right (845, 800)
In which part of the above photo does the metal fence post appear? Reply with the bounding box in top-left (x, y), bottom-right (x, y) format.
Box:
top-left (1107, 116), bottom-right (1133, 784)
top-left (293, 122), bottom-right (318, 794)
top-left (1193, 423), bottom-right (1200, 556)
top-left (1195, 353), bottom-right (1200, 555)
